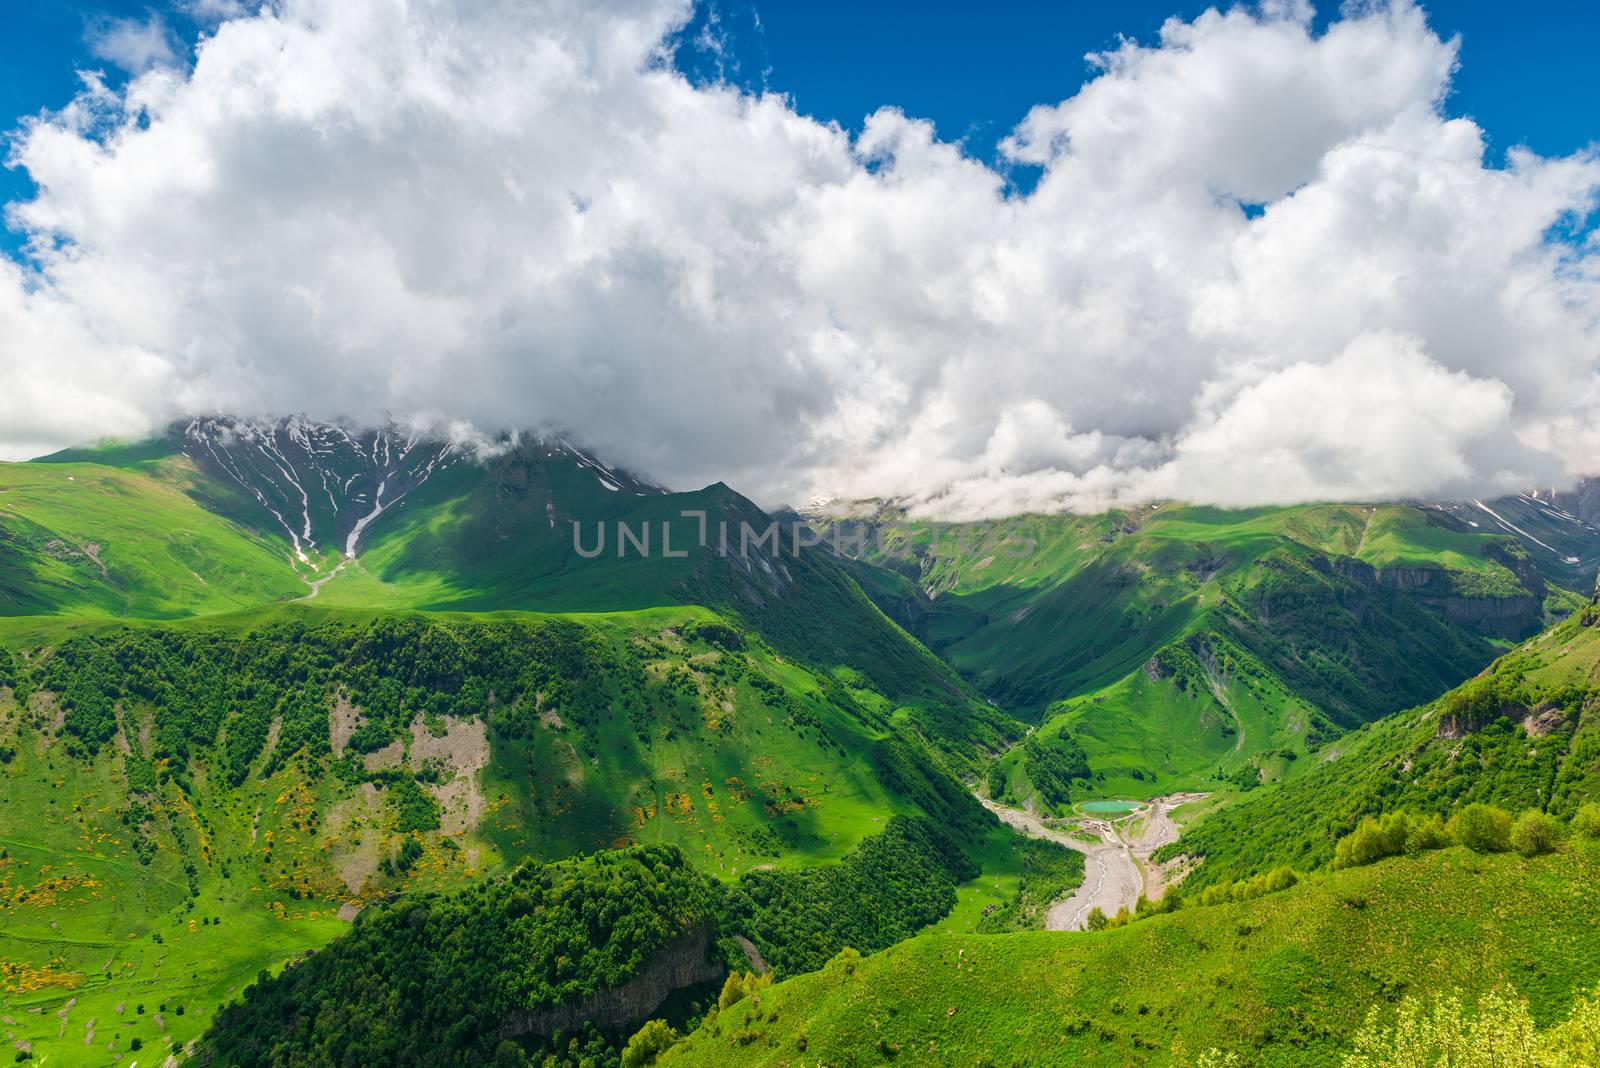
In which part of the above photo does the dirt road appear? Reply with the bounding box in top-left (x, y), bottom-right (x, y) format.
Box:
top-left (980, 793), bottom-right (1207, 931)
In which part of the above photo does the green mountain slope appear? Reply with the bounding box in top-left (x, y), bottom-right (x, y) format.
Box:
top-left (0, 604), bottom-right (1040, 1061)
top-left (817, 502), bottom-right (1575, 802)
top-left (1164, 605), bottom-right (1600, 888)
top-left (198, 845), bottom-right (732, 1067)
top-left (0, 459), bottom-right (307, 617)
top-left (660, 843), bottom-right (1600, 1067)
top-left (12, 427), bottom-right (1008, 764)
top-left (11, 420), bottom-right (1599, 1068)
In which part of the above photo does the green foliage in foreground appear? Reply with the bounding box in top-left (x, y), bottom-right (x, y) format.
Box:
top-left (1513, 809), bottom-right (1566, 856)
top-left (1339, 983), bottom-right (1600, 1068)
top-left (659, 844), bottom-right (1600, 1067)
top-left (1454, 802), bottom-right (1514, 853)
top-left (1333, 810), bottom-right (1453, 869)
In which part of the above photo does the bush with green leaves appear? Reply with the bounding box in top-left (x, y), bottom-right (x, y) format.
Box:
top-left (1333, 813), bottom-right (1413, 869)
top-left (1452, 803), bottom-right (1514, 854)
top-left (621, 1020), bottom-right (681, 1068)
top-left (1193, 865), bottom-right (1299, 909)
top-left (715, 970), bottom-right (772, 1012)
top-left (1574, 803), bottom-right (1600, 840)
top-left (1512, 810), bottom-right (1564, 857)
top-left (1333, 811), bottom-right (1454, 870)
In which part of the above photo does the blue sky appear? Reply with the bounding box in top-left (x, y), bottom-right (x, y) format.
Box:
top-left (4, 1), bottom-right (1598, 219)
top-left (672, 1), bottom-right (1600, 172)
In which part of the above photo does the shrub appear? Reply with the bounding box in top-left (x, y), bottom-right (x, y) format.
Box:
top-left (1511, 810), bottom-right (1563, 857)
top-left (718, 970), bottom-right (772, 1012)
top-left (1331, 811), bottom-right (1451, 869)
top-left (1334, 813), bottom-right (1413, 868)
top-left (621, 1020), bottom-right (680, 1068)
top-left (1195, 866), bottom-right (1298, 907)
top-left (1263, 865), bottom-right (1298, 893)
top-left (1573, 802), bottom-right (1600, 840)
top-left (824, 947), bottom-right (862, 976)
top-left (1451, 804), bottom-right (1512, 854)
top-left (1406, 814), bottom-right (1452, 853)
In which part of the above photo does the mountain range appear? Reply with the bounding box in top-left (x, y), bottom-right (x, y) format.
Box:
top-left (2, 416), bottom-right (1599, 1066)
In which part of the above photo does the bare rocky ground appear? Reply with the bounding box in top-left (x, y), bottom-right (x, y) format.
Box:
top-left (981, 793), bottom-right (1208, 931)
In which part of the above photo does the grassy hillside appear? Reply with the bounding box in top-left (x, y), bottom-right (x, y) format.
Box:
top-left (0, 459), bottom-right (307, 616)
top-left (660, 842), bottom-right (1600, 1067)
top-left (833, 503), bottom-right (1553, 711)
top-left (11, 428), bottom-right (1598, 1066)
top-left (1163, 609), bottom-right (1600, 888)
top-left (0, 606), bottom-right (1048, 1063)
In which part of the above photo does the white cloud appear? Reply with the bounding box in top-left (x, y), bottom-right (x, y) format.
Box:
top-left (178, 0), bottom-right (251, 21)
top-left (85, 12), bottom-right (181, 75)
top-left (2, 0), bottom-right (1598, 518)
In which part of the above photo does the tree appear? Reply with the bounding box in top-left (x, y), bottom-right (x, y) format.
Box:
top-left (717, 970), bottom-right (772, 1011)
top-left (1342, 990), bottom-right (1536, 1068)
top-left (1085, 907), bottom-right (1108, 931)
top-left (1340, 983), bottom-right (1600, 1068)
top-left (1451, 803), bottom-right (1512, 854)
top-left (1511, 810), bottom-right (1563, 857)
top-left (621, 1021), bottom-right (679, 1068)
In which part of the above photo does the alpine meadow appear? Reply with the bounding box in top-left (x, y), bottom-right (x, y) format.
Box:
top-left (4, 2), bottom-right (1600, 1067)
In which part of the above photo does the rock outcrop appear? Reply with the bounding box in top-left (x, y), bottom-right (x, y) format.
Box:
top-left (1331, 557), bottom-right (1542, 640)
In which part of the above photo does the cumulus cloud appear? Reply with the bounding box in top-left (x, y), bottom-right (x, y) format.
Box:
top-left (1, 0), bottom-right (1598, 518)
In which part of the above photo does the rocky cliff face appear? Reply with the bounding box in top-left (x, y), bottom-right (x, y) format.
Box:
top-left (497, 923), bottom-right (725, 1041)
top-left (1332, 557), bottom-right (1542, 641)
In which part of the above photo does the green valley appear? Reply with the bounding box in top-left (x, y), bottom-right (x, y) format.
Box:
top-left (816, 501), bottom-right (1591, 806)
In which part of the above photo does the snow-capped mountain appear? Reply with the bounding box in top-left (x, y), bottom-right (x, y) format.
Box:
top-left (182, 416), bottom-right (465, 563)
top-left (180, 416), bottom-right (660, 565)
top-left (1429, 490), bottom-right (1600, 591)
